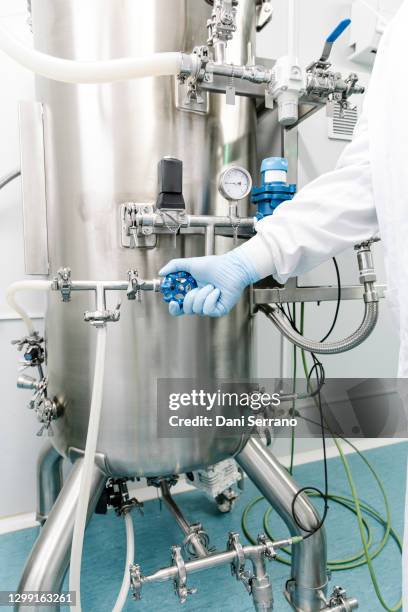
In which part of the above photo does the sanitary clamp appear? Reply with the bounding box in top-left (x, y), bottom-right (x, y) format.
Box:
top-left (52, 267), bottom-right (72, 302)
top-left (257, 533), bottom-right (277, 561)
top-left (329, 586), bottom-right (354, 611)
top-left (171, 545), bottom-right (197, 604)
top-left (227, 532), bottom-right (252, 593)
top-left (83, 306), bottom-right (121, 326)
top-left (12, 332), bottom-right (45, 367)
top-left (183, 523), bottom-right (212, 559)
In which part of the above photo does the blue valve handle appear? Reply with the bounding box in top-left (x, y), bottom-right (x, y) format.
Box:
top-left (326, 18), bottom-right (351, 43)
top-left (320, 18), bottom-right (351, 62)
top-left (160, 272), bottom-right (198, 307)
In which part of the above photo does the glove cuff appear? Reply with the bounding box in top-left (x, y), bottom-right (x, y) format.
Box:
top-left (227, 246), bottom-right (264, 286)
top-left (232, 234), bottom-right (277, 283)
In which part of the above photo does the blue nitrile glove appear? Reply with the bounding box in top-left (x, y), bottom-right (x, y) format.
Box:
top-left (159, 249), bottom-right (261, 317)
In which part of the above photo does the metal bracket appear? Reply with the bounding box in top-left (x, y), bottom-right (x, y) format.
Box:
top-left (171, 545), bottom-right (197, 604)
top-left (256, 0), bottom-right (273, 32)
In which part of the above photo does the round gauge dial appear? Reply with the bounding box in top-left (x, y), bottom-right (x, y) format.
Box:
top-left (218, 166), bottom-right (253, 201)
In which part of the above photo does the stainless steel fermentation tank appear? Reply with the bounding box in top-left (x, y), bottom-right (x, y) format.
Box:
top-left (32, 0), bottom-right (257, 477)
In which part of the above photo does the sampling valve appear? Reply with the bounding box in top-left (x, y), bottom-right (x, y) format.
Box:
top-left (207, 0), bottom-right (238, 62)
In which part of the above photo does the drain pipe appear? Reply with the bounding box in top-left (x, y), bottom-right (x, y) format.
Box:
top-left (236, 437), bottom-right (328, 612)
top-left (160, 479), bottom-right (209, 559)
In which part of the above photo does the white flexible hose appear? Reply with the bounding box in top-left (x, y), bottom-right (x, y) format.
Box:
top-left (69, 324), bottom-right (107, 611)
top-left (5, 280), bottom-right (51, 335)
top-left (0, 24), bottom-right (182, 83)
top-left (113, 512), bottom-right (135, 612)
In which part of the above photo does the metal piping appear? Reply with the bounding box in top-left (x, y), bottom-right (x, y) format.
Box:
top-left (259, 301), bottom-right (378, 355)
top-left (36, 442), bottom-right (63, 526)
top-left (159, 480), bottom-right (209, 558)
top-left (235, 438), bottom-right (328, 612)
top-left (16, 459), bottom-right (106, 612)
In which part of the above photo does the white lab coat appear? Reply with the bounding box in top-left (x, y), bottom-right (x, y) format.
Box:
top-left (240, 2), bottom-right (408, 606)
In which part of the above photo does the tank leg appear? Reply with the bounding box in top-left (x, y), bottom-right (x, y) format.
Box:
top-left (236, 438), bottom-right (328, 612)
top-left (36, 442), bottom-right (64, 526)
top-left (16, 458), bottom-right (106, 612)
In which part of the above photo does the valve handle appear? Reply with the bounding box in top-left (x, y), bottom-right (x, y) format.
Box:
top-left (326, 18), bottom-right (351, 44)
top-left (160, 272), bottom-right (198, 307)
top-left (320, 18), bottom-right (351, 62)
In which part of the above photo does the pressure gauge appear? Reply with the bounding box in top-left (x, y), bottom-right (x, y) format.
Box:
top-left (218, 166), bottom-right (253, 201)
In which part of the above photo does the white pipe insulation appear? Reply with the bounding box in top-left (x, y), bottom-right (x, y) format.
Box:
top-left (0, 24), bottom-right (182, 83)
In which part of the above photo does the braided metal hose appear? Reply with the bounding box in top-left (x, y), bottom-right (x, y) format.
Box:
top-left (259, 300), bottom-right (378, 355)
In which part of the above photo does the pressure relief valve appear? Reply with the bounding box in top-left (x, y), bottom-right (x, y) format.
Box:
top-left (251, 157), bottom-right (296, 220)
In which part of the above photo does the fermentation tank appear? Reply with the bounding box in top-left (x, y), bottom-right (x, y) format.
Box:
top-left (31, 0), bottom-right (257, 477)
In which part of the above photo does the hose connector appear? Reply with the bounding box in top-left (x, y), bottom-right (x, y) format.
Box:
top-left (355, 240), bottom-right (379, 304)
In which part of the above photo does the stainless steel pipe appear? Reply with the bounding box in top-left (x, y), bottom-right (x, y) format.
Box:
top-left (36, 442), bottom-right (63, 526)
top-left (16, 459), bottom-right (106, 612)
top-left (259, 302), bottom-right (379, 355)
top-left (159, 480), bottom-right (208, 558)
top-left (235, 438), bottom-right (328, 612)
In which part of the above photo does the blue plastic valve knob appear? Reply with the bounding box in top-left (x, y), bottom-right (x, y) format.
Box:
top-left (160, 272), bottom-right (198, 307)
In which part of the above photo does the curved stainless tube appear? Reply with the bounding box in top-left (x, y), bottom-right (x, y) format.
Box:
top-left (258, 301), bottom-right (379, 355)
top-left (236, 438), bottom-right (328, 612)
top-left (36, 442), bottom-right (63, 526)
top-left (0, 168), bottom-right (20, 190)
top-left (16, 459), bottom-right (106, 612)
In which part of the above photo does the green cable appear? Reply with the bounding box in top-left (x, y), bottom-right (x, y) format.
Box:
top-left (242, 301), bottom-right (403, 610)
top-left (289, 303), bottom-right (297, 475)
top-left (241, 491), bottom-right (402, 570)
top-left (332, 438), bottom-right (402, 611)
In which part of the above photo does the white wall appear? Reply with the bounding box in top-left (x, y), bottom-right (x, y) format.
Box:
top-left (0, 0), bottom-right (401, 520)
top-left (0, 1), bottom-right (45, 518)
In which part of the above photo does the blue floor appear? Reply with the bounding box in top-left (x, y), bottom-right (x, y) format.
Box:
top-left (1, 442), bottom-right (406, 612)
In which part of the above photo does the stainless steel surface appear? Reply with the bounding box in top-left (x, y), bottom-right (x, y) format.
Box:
top-left (18, 101), bottom-right (49, 276)
top-left (236, 438), bottom-right (328, 612)
top-left (36, 442), bottom-right (63, 526)
top-left (31, 0), bottom-right (257, 477)
top-left (16, 459), bottom-right (106, 612)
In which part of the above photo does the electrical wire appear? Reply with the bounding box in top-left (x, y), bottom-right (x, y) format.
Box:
top-left (244, 260), bottom-right (402, 609)
top-left (320, 257), bottom-right (341, 342)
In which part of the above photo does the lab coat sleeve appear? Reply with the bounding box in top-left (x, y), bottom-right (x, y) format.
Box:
top-left (239, 112), bottom-right (379, 284)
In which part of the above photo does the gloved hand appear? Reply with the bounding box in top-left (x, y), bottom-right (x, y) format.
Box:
top-left (159, 249), bottom-right (261, 317)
